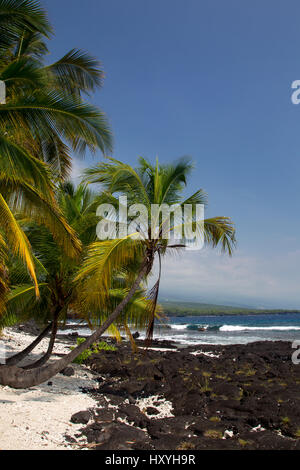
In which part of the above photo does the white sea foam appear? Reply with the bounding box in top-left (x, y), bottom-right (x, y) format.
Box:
top-left (62, 319), bottom-right (300, 347)
top-left (169, 324), bottom-right (188, 330)
top-left (219, 325), bottom-right (300, 332)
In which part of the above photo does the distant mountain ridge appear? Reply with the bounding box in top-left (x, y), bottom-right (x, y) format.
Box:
top-left (160, 300), bottom-right (300, 316)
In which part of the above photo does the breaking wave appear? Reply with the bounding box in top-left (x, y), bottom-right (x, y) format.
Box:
top-left (167, 324), bottom-right (300, 332)
top-left (219, 325), bottom-right (300, 332)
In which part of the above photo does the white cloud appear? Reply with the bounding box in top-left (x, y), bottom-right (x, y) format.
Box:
top-left (71, 158), bottom-right (88, 183)
top-left (157, 247), bottom-right (300, 309)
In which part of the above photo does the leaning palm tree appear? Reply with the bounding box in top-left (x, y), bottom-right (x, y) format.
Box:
top-left (0, 182), bottom-right (99, 365)
top-left (0, 0), bottom-right (113, 312)
top-left (76, 157), bottom-right (235, 341)
top-left (0, 157), bottom-right (235, 388)
top-left (1, 183), bottom-right (156, 367)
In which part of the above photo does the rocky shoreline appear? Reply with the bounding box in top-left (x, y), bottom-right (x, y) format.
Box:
top-left (1, 326), bottom-right (300, 450)
top-left (66, 339), bottom-right (300, 450)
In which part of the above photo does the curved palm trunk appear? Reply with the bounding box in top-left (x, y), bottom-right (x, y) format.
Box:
top-left (22, 315), bottom-right (59, 370)
top-left (5, 323), bottom-right (53, 366)
top-left (145, 251), bottom-right (162, 345)
top-left (0, 261), bottom-right (148, 389)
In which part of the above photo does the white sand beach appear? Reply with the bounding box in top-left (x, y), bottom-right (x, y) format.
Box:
top-left (0, 329), bottom-right (98, 450)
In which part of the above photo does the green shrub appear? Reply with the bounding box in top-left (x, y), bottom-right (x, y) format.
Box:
top-left (294, 429), bottom-right (300, 438)
top-left (239, 439), bottom-right (251, 447)
top-left (177, 442), bottom-right (196, 450)
top-left (71, 337), bottom-right (116, 364)
top-left (209, 416), bottom-right (221, 422)
top-left (281, 416), bottom-right (290, 425)
top-left (204, 429), bottom-right (223, 439)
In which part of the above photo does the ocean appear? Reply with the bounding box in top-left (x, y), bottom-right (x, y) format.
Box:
top-left (63, 313), bottom-right (300, 346)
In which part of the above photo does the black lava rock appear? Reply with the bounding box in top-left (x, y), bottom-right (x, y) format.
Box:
top-left (70, 410), bottom-right (91, 424)
top-left (71, 340), bottom-right (300, 450)
top-left (60, 367), bottom-right (75, 377)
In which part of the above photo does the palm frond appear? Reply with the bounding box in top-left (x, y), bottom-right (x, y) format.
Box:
top-left (0, 251), bottom-right (9, 316)
top-left (0, 0), bottom-right (52, 52)
top-left (14, 30), bottom-right (48, 59)
top-left (0, 192), bottom-right (38, 294)
top-left (0, 91), bottom-right (113, 155)
top-left (45, 48), bottom-right (104, 95)
top-left (0, 56), bottom-right (46, 90)
top-left (181, 189), bottom-right (208, 206)
top-left (0, 134), bottom-right (54, 194)
top-left (83, 157), bottom-right (150, 207)
top-left (75, 237), bottom-right (145, 308)
top-left (1, 177), bottom-right (82, 259)
top-left (0, 282), bottom-right (49, 328)
top-left (41, 135), bottom-right (72, 181)
top-left (203, 217), bottom-right (236, 255)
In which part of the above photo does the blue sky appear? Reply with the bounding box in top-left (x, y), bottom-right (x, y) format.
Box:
top-left (43, 0), bottom-right (300, 308)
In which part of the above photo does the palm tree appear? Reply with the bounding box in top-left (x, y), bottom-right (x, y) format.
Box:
top-left (76, 157), bottom-right (236, 341)
top-left (0, 157), bottom-right (235, 388)
top-left (1, 183), bottom-right (156, 367)
top-left (0, 0), bottom-right (113, 312)
top-left (0, 182), bottom-right (98, 365)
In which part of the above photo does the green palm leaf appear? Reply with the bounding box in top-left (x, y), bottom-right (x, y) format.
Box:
top-left (45, 48), bottom-right (104, 95)
top-left (0, 0), bottom-right (52, 52)
top-left (0, 91), bottom-right (113, 155)
top-left (0, 134), bottom-right (53, 193)
top-left (0, 192), bottom-right (38, 294)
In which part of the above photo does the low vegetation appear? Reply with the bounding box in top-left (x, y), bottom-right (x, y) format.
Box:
top-left (71, 337), bottom-right (116, 364)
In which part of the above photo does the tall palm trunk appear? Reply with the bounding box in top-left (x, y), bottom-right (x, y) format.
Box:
top-left (0, 261), bottom-right (148, 389)
top-left (5, 322), bottom-right (52, 366)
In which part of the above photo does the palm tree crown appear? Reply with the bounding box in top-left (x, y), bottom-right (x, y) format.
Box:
top-left (76, 156), bottom-right (236, 339)
top-left (0, 0), bottom-right (113, 312)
